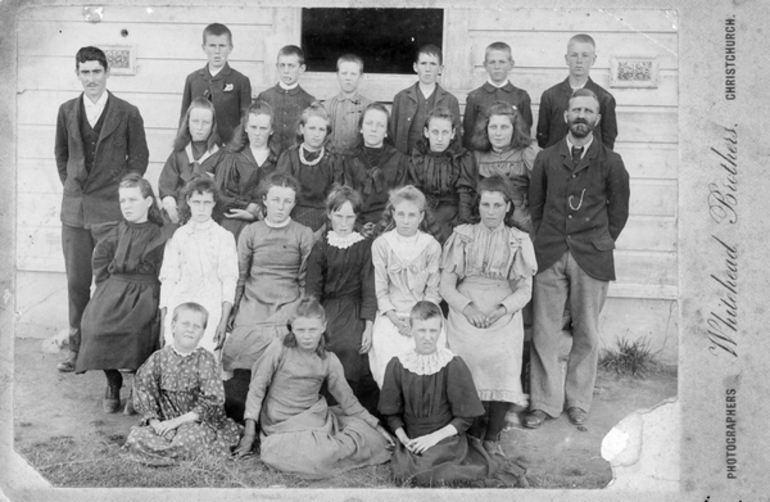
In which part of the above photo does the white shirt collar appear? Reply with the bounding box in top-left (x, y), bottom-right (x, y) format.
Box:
top-left (418, 83), bottom-right (436, 99)
top-left (265, 217), bottom-right (292, 228)
top-left (487, 78), bottom-right (510, 88)
top-left (279, 81), bottom-right (299, 91)
top-left (84, 91), bottom-right (109, 128)
top-left (566, 135), bottom-right (594, 159)
top-left (398, 346), bottom-right (455, 376)
top-left (327, 231), bottom-right (364, 249)
top-left (208, 64), bottom-right (224, 77)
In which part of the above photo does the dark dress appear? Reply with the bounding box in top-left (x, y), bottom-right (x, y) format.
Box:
top-left (306, 231), bottom-right (379, 413)
top-left (408, 144), bottom-right (477, 244)
top-left (342, 144), bottom-right (409, 225)
top-left (215, 147), bottom-right (277, 240)
top-left (378, 349), bottom-right (502, 485)
top-left (76, 220), bottom-right (172, 373)
top-left (276, 145), bottom-right (343, 232)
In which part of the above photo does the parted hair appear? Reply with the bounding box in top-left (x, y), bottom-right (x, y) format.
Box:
top-left (295, 102), bottom-right (332, 146)
top-left (227, 100), bottom-right (279, 161)
top-left (174, 97), bottom-right (221, 152)
top-left (326, 184), bottom-right (363, 215)
top-left (119, 173), bottom-right (165, 226)
top-left (569, 87), bottom-right (600, 109)
top-left (172, 302), bottom-right (210, 329)
top-left (471, 101), bottom-right (533, 152)
top-left (75, 46), bottom-right (108, 71)
top-left (375, 185), bottom-right (442, 240)
top-left (278, 44), bottom-right (305, 65)
top-left (256, 171), bottom-right (301, 203)
top-left (283, 297), bottom-right (328, 359)
top-left (416, 44), bottom-right (443, 65)
top-left (470, 174), bottom-right (518, 228)
top-left (414, 106), bottom-right (460, 154)
top-left (354, 103), bottom-right (390, 150)
top-left (409, 301), bottom-right (444, 326)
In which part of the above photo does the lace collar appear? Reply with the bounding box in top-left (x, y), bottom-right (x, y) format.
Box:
top-left (398, 346), bottom-right (455, 376)
top-left (327, 231), bottom-right (364, 249)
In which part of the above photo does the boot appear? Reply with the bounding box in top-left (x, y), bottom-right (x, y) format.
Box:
top-left (103, 384), bottom-right (121, 413)
top-left (483, 440), bottom-right (506, 458)
top-left (56, 351), bottom-right (78, 372)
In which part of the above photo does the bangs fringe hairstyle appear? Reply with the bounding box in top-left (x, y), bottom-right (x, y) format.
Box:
top-left (119, 173), bottom-right (165, 226)
top-left (174, 97), bottom-right (220, 152)
top-left (227, 100), bottom-right (279, 162)
top-left (283, 296), bottom-right (328, 358)
top-left (409, 300), bottom-right (444, 326)
top-left (325, 183), bottom-right (363, 215)
top-left (178, 175), bottom-right (218, 225)
top-left (295, 102), bottom-right (332, 146)
top-left (415, 106), bottom-right (461, 155)
top-left (471, 101), bottom-right (533, 152)
top-left (172, 302), bottom-right (210, 330)
top-left (256, 171), bottom-right (301, 209)
top-left (375, 185), bottom-right (442, 240)
top-left (470, 174), bottom-right (518, 228)
top-left (416, 44), bottom-right (443, 65)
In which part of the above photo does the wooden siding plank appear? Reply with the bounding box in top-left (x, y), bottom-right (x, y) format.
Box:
top-left (615, 216), bottom-right (677, 252)
top-left (18, 5), bottom-right (277, 24)
top-left (467, 31), bottom-right (678, 70)
top-left (466, 8), bottom-right (679, 34)
top-left (18, 56), bottom-right (265, 95)
top-left (18, 21), bottom-right (271, 62)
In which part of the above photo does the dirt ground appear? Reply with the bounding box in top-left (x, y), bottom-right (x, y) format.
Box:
top-left (12, 336), bottom-right (677, 489)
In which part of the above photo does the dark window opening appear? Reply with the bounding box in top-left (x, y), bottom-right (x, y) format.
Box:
top-left (301, 8), bottom-right (444, 74)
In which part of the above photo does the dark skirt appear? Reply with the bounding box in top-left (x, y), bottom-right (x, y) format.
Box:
top-left (391, 433), bottom-right (498, 486)
top-left (76, 274), bottom-right (161, 373)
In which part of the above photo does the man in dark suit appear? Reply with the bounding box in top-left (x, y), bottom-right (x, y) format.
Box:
top-left (524, 88), bottom-right (630, 428)
top-left (54, 46), bottom-right (149, 372)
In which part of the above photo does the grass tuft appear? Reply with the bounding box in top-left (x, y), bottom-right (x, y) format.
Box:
top-left (599, 336), bottom-right (660, 380)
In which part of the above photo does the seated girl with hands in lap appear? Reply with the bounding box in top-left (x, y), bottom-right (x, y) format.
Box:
top-left (234, 298), bottom-right (394, 478)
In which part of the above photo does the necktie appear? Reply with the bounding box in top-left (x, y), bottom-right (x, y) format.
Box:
top-left (571, 146), bottom-right (584, 168)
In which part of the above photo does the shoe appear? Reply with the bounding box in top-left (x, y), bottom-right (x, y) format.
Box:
top-left (567, 407), bottom-right (588, 425)
top-left (523, 409), bottom-right (547, 429)
top-left (123, 388), bottom-right (136, 416)
top-left (56, 351), bottom-right (78, 372)
top-left (103, 384), bottom-right (121, 413)
top-left (483, 440), bottom-right (506, 458)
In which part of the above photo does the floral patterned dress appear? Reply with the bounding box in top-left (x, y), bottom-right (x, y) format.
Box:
top-left (123, 346), bottom-right (242, 464)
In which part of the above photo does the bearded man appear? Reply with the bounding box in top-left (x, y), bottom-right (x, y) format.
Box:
top-left (523, 88), bottom-right (630, 428)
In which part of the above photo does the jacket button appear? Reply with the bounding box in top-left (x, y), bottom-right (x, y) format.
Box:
top-left (568, 215), bottom-right (573, 219)
top-left (567, 235), bottom-right (571, 239)
top-left (572, 174), bottom-right (577, 178)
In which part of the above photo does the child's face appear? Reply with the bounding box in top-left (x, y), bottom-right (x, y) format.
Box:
top-left (189, 107), bottom-right (214, 143)
top-left (565, 41), bottom-right (596, 78)
top-left (393, 200), bottom-right (424, 237)
top-left (187, 190), bottom-right (215, 224)
top-left (291, 316), bottom-right (326, 354)
top-left (172, 309), bottom-right (207, 353)
top-left (263, 185), bottom-right (296, 224)
top-left (336, 61), bottom-right (363, 94)
top-left (277, 54), bottom-right (305, 86)
top-left (411, 316), bottom-right (442, 355)
top-left (118, 186), bottom-right (152, 224)
top-left (484, 49), bottom-right (514, 84)
top-left (77, 60), bottom-right (109, 102)
top-left (424, 117), bottom-right (455, 153)
top-left (202, 34), bottom-right (232, 70)
top-left (360, 108), bottom-right (388, 148)
top-left (479, 190), bottom-right (510, 230)
top-left (413, 53), bottom-right (442, 86)
top-left (300, 115), bottom-right (329, 151)
top-left (246, 112), bottom-right (273, 149)
top-left (329, 200), bottom-right (357, 237)
top-left (487, 114), bottom-right (514, 150)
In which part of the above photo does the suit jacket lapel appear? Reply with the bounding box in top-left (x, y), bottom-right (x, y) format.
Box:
top-left (574, 138), bottom-right (598, 174)
top-left (68, 95), bottom-right (84, 145)
top-left (97, 91), bottom-right (121, 145)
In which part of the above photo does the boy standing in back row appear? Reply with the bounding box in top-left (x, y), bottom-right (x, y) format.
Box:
top-left (257, 45), bottom-right (316, 153)
top-left (462, 41), bottom-right (533, 149)
top-left (536, 33), bottom-right (618, 150)
top-left (324, 54), bottom-right (373, 154)
top-left (181, 23), bottom-right (252, 145)
top-left (389, 44), bottom-right (460, 155)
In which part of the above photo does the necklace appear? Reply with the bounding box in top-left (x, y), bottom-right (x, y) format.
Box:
top-left (299, 145), bottom-right (324, 166)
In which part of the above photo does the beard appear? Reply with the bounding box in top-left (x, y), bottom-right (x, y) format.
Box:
top-left (568, 118), bottom-right (596, 138)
